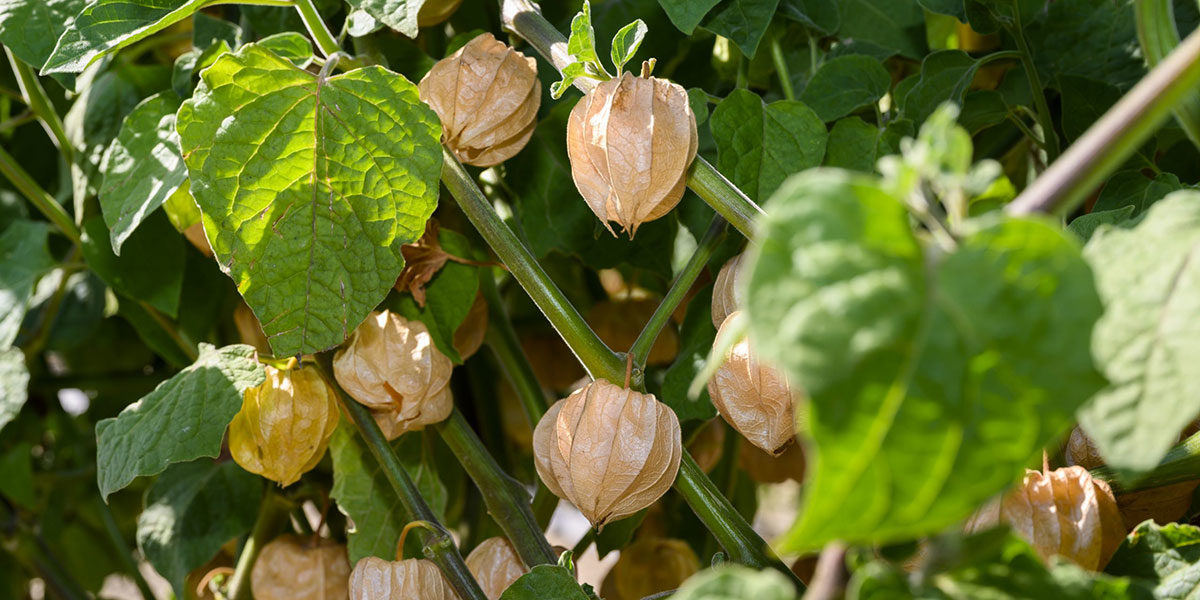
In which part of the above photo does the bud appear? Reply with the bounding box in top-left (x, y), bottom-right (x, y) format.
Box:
top-left (453, 292), bottom-right (488, 361)
top-left (968, 466), bottom-right (1124, 570)
top-left (588, 298), bottom-right (679, 366)
top-left (707, 312), bottom-right (799, 455)
top-left (464, 537), bottom-right (526, 600)
top-left (252, 535), bottom-right (351, 600)
top-left (739, 438), bottom-right (806, 484)
top-left (533, 379), bottom-right (682, 527)
top-left (566, 69), bottom-right (698, 235)
top-left (609, 538), bottom-right (699, 600)
top-left (349, 557), bottom-right (457, 600)
top-left (334, 311), bottom-right (453, 440)
top-left (418, 33), bottom-right (540, 167)
top-left (417, 0), bottom-right (463, 27)
top-left (711, 252), bottom-right (747, 328)
top-left (229, 365), bottom-right (338, 486)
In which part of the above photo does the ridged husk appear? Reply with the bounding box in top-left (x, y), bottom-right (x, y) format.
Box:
top-left (532, 379), bottom-right (682, 527)
top-left (464, 537), bottom-right (526, 600)
top-left (566, 71), bottom-right (698, 236)
top-left (1064, 427), bottom-right (1105, 470)
top-left (707, 312), bottom-right (799, 455)
top-left (418, 33), bottom-right (539, 167)
top-left (349, 557), bottom-right (458, 600)
top-left (968, 466), bottom-right (1124, 570)
top-left (333, 311), bottom-right (453, 440)
top-left (588, 298), bottom-right (679, 366)
top-left (416, 0), bottom-right (463, 26)
top-left (609, 538), bottom-right (699, 600)
top-left (251, 535), bottom-right (351, 600)
top-left (711, 252), bottom-right (747, 329)
top-left (739, 438), bottom-right (806, 484)
top-left (229, 366), bottom-right (339, 487)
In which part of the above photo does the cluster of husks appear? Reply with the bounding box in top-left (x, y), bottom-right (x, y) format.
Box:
top-left (967, 466), bottom-right (1124, 570)
top-left (533, 379), bottom-right (682, 527)
top-left (465, 537), bottom-right (526, 599)
top-left (229, 365), bottom-right (339, 487)
top-left (566, 69), bottom-right (698, 235)
top-left (708, 311), bottom-right (800, 456)
top-left (349, 557), bottom-right (458, 600)
top-left (251, 535), bottom-right (351, 600)
top-left (419, 33), bottom-right (540, 167)
top-left (334, 311), bottom-right (453, 439)
top-left (604, 537), bottom-right (700, 600)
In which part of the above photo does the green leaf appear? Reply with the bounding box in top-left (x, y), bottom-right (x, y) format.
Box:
top-left (688, 87), bottom-right (710, 126)
top-left (1078, 194), bottom-right (1200, 474)
top-left (0, 220), bottom-right (55, 349)
top-left (43, 0), bottom-right (209, 75)
top-left (550, 61), bottom-right (588, 100)
top-left (345, 0), bottom-right (422, 38)
top-left (81, 213), bottom-right (184, 318)
top-left (1057, 75), bottom-right (1121, 144)
top-left (1093, 171), bottom-right (1182, 216)
top-left (116, 292), bottom-right (194, 367)
top-left (177, 44), bottom-right (443, 357)
top-left (95, 343), bottom-right (264, 499)
top-left (779, 0), bottom-right (840, 35)
top-left (1066, 206), bottom-right (1135, 242)
top-left (1106, 520), bottom-right (1200, 595)
top-left (498, 565), bottom-right (591, 600)
top-left (901, 51), bottom-right (981, 125)
top-left (1025, 0), bottom-right (1143, 91)
top-left (917, 0), bottom-right (966, 19)
top-left (824, 116), bottom-right (882, 172)
top-left (99, 92), bottom-right (187, 255)
top-left (390, 229), bottom-right (478, 364)
top-left (799, 55), bottom-right (890, 122)
top-left (0, 349), bottom-right (29, 433)
top-left (701, 0), bottom-right (780, 59)
top-left (136, 460), bottom-right (261, 597)
top-left (172, 40), bottom-right (231, 97)
top-left (710, 89), bottom-right (828, 203)
top-left (192, 11), bottom-right (241, 49)
top-left (658, 0), bottom-right (722, 35)
top-left (0, 442), bottom-right (34, 508)
top-left (746, 170), bottom-right (1104, 551)
top-left (568, 1), bottom-right (601, 66)
top-left (671, 566), bottom-right (797, 600)
top-left (836, 0), bottom-right (927, 60)
top-left (258, 32), bottom-right (315, 68)
top-left (661, 290), bottom-right (718, 422)
top-left (610, 19), bottom-right (648, 74)
top-left (329, 423), bottom-right (447, 562)
top-left (0, 0), bottom-right (84, 69)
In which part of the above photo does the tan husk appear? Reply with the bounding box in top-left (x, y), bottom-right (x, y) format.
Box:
top-left (686, 419), bottom-right (726, 473)
top-left (739, 438), bottom-right (806, 484)
top-left (251, 535), bottom-right (351, 600)
top-left (566, 70), bottom-right (698, 236)
top-left (707, 312), bottom-right (800, 455)
top-left (228, 365), bottom-right (339, 487)
top-left (609, 538), bottom-right (700, 600)
top-left (416, 0), bottom-right (463, 26)
top-left (453, 292), bottom-right (488, 360)
top-left (711, 252), bottom-right (747, 328)
top-left (333, 311), bottom-right (453, 440)
top-left (349, 557), bottom-right (458, 600)
top-left (532, 379), bottom-right (682, 527)
top-left (464, 537), bottom-right (526, 600)
top-left (418, 33), bottom-right (540, 167)
top-left (1064, 427), bottom-right (1105, 470)
top-left (1115, 481), bottom-right (1200, 530)
top-left (233, 301), bottom-right (270, 354)
top-left (588, 298), bottom-right (679, 366)
top-left (967, 466), bottom-right (1124, 570)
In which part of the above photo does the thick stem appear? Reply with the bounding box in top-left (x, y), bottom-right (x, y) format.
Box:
top-left (629, 215), bottom-right (726, 368)
top-left (1007, 26), bottom-right (1200, 216)
top-left (441, 148), bottom-right (626, 384)
top-left (227, 491), bottom-right (291, 600)
top-left (293, 0), bottom-right (363, 69)
top-left (314, 354), bottom-right (488, 600)
top-left (96, 497), bottom-right (154, 600)
top-left (499, 0), bottom-right (765, 239)
top-left (1135, 0), bottom-right (1200, 150)
top-left (434, 410), bottom-right (559, 568)
top-left (0, 144), bottom-right (80, 246)
top-left (5, 50), bottom-right (72, 164)
top-left (1004, 8), bottom-right (1060, 162)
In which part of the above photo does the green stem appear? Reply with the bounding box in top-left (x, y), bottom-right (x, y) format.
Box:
top-left (1004, 9), bottom-right (1060, 162)
top-left (1093, 431), bottom-right (1200, 494)
top-left (629, 216), bottom-right (726, 369)
top-left (1007, 26), bottom-right (1200, 216)
top-left (227, 491), bottom-right (291, 600)
top-left (96, 497), bottom-right (154, 600)
top-left (140, 300), bottom-right (199, 363)
top-left (293, 0), bottom-right (362, 69)
top-left (441, 148), bottom-right (626, 384)
top-left (0, 144), bottom-right (80, 246)
top-left (314, 354), bottom-right (488, 600)
top-left (770, 37), bottom-right (796, 101)
top-left (480, 271), bottom-right (548, 422)
top-left (499, 0), bottom-right (766, 239)
top-left (1135, 0), bottom-right (1200, 151)
top-left (434, 410), bottom-right (560, 568)
top-left (5, 50), bottom-right (72, 164)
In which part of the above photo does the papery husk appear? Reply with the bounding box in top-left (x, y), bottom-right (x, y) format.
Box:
top-left (251, 535), bottom-right (351, 600)
top-left (520, 331), bottom-right (585, 392)
top-left (997, 466), bottom-right (1125, 570)
top-left (233, 301), bottom-right (270, 354)
top-left (1116, 480), bottom-right (1200, 531)
top-left (707, 312), bottom-right (799, 455)
top-left (464, 537), bottom-right (526, 600)
top-left (349, 557), bottom-right (458, 600)
top-left (453, 292), bottom-right (488, 360)
top-left (610, 538), bottom-right (700, 600)
top-left (566, 71), bottom-right (698, 236)
top-left (418, 33), bottom-right (540, 167)
top-left (711, 252), bottom-right (747, 328)
top-left (588, 298), bottom-right (679, 366)
top-left (1064, 427), bottom-right (1105, 471)
top-left (532, 379), bottom-right (682, 527)
top-left (333, 311), bottom-right (453, 440)
top-left (739, 438), bottom-right (806, 484)
top-left (184, 222), bottom-right (213, 257)
top-left (687, 419), bottom-right (726, 473)
top-left (417, 0), bottom-right (463, 26)
top-left (229, 366), bottom-right (339, 487)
